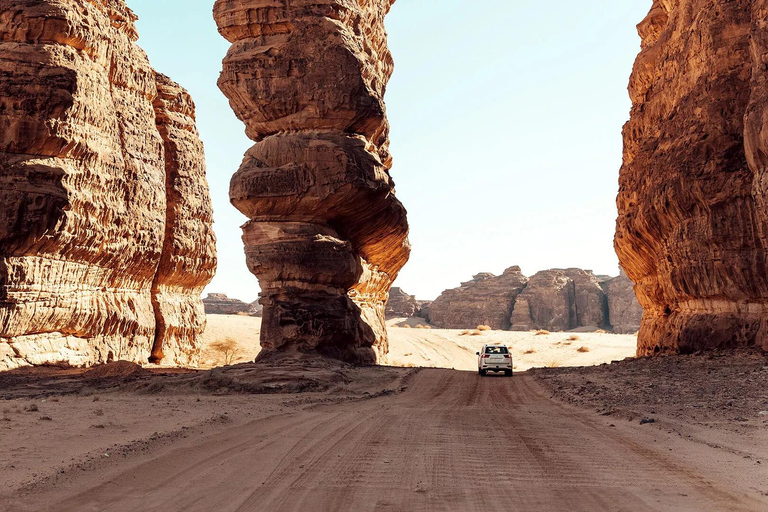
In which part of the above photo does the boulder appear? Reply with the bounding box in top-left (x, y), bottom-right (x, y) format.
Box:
top-left (430, 267), bottom-right (528, 330)
top-left (214, 0), bottom-right (409, 364)
top-left (616, 0), bottom-right (768, 354)
top-left (0, 0), bottom-right (216, 371)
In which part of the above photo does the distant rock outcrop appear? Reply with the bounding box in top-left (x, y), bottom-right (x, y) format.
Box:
top-left (602, 271), bottom-right (643, 334)
top-left (203, 294), bottom-right (250, 316)
top-left (616, 0), bottom-right (768, 354)
top-left (429, 267), bottom-right (529, 330)
top-left (385, 288), bottom-right (419, 319)
top-left (214, 0), bottom-right (409, 364)
top-left (431, 267), bottom-right (640, 332)
top-left (0, 1), bottom-right (216, 371)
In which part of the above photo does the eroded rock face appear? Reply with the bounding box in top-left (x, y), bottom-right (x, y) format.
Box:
top-left (0, 1), bottom-right (216, 370)
top-left (214, 0), bottom-right (409, 364)
top-left (603, 271), bottom-right (643, 335)
top-left (430, 267), bottom-right (528, 330)
top-left (616, 0), bottom-right (768, 355)
top-left (385, 287), bottom-right (419, 319)
top-left (510, 270), bottom-right (576, 331)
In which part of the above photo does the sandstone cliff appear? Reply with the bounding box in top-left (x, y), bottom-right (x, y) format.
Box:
top-left (385, 288), bottom-right (419, 319)
top-left (429, 267), bottom-right (528, 330)
top-left (214, 0), bottom-right (409, 364)
top-left (203, 294), bottom-right (251, 316)
top-left (616, 0), bottom-right (768, 354)
top-left (430, 267), bottom-right (633, 332)
top-left (602, 271), bottom-right (643, 335)
top-left (0, 1), bottom-right (216, 370)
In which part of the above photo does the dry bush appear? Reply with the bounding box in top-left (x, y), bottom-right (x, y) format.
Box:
top-left (401, 324), bottom-right (412, 329)
top-left (547, 361), bottom-right (561, 368)
top-left (236, 311), bottom-right (250, 317)
top-left (423, 325), bottom-right (432, 330)
top-left (524, 349), bottom-right (536, 355)
top-left (209, 337), bottom-right (241, 366)
top-left (567, 335), bottom-right (580, 341)
top-left (577, 346), bottom-right (591, 353)
top-left (595, 329), bottom-right (607, 334)
top-left (416, 324), bottom-right (425, 329)
top-left (477, 325), bottom-right (492, 332)
top-left (459, 330), bottom-right (471, 336)
top-left (469, 330), bottom-right (483, 336)
top-left (535, 330), bottom-right (551, 336)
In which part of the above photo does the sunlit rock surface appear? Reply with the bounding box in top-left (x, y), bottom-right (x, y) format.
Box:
top-left (0, 1), bottom-right (216, 370)
top-left (214, 0), bottom-right (409, 364)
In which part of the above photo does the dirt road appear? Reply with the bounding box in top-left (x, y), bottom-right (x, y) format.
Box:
top-left (9, 370), bottom-right (767, 511)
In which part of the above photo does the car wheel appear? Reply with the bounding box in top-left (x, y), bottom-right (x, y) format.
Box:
top-left (505, 370), bottom-right (513, 377)
top-left (478, 369), bottom-right (486, 376)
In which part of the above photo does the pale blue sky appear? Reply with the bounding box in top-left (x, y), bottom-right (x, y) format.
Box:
top-left (130, 0), bottom-right (650, 302)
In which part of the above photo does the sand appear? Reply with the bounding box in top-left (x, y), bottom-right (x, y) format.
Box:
top-left (199, 314), bottom-right (637, 371)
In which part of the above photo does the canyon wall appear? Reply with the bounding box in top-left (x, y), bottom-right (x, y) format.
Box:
top-left (214, 0), bottom-right (410, 363)
top-left (0, 1), bottom-right (216, 370)
top-left (616, 0), bottom-right (768, 355)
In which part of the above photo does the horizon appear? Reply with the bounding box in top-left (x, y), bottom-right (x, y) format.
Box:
top-left (129, 0), bottom-right (650, 303)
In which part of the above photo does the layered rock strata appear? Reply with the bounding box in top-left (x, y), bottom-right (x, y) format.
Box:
top-left (203, 294), bottom-right (251, 316)
top-left (0, 1), bottom-right (216, 370)
top-left (429, 267), bottom-right (528, 330)
top-left (214, 0), bottom-right (409, 363)
top-left (616, 0), bottom-right (768, 354)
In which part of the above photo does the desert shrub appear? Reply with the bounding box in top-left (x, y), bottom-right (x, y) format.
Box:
top-left (547, 361), bottom-right (561, 368)
top-left (535, 330), bottom-right (550, 336)
top-left (577, 346), bottom-right (591, 353)
top-left (469, 330), bottom-right (483, 336)
top-left (422, 325), bottom-right (432, 330)
top-left (524, 349), bottom-right (536, 355)
top-left (595, 329), bottom-right (607, 334)
top-left (236, 311), bottom-right (250, 316)
top-left (459, 330), bottom-right (471, 336)
top-left (477, 325), bottom-right (492, 332)
top-left (416, 324), bottom-right (425, 329)
top-left (567, 335), bottom-right (580, 341)
top-left (209, 337), bottom-right (241, 366)
top-left (401, 324), bottom-right (412, 329)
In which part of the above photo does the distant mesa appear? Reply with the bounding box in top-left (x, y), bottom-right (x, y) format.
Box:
top-left (203, 294), bottom-right (262, 317)
top-left (422, 267), bottom-right (641, 334)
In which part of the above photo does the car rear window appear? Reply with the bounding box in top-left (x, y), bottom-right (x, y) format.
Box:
top-left (485, 346), bottom-right (508, 354)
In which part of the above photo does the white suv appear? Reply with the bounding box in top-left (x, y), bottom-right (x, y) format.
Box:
top-left (476, 344), bottom-right (513, 376)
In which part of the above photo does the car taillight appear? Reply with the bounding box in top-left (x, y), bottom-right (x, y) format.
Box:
top-left (504, 355), bottom-right (511, 359)
top-left (482, 354), bottom-right (490, 359)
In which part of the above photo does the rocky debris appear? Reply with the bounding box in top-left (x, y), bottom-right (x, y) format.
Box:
top-left (429, 267), bottom-right (528, 330)
top-left (84, 361), bottom-right (148, 380)
top-left (0, 1), bottom-right (216, 371)
top-left (602, 271), bottom-right (643, 334)
top-left (203, 294), bottom-right (251, 316)
top-left (385, 288), bottom-right (419, 318)
top-left (616, 0), bottom-right (768, 355)
top-left (214, 0), bottom-right (409, 364)
top-left (431, 267), bottom-right (637, 332)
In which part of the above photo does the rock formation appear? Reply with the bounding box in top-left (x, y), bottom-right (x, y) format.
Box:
top-left (430, 267), bottom-right (633, 332)
top-left (214, 0), bottom-right (410, 364)
top-left (203, 294), bottom-right (251, 316)
top-left (429, 267), bottom-right (528, 330)
top-left (616, 0), bottom-right (768, 354)
top-left (385, 288), bottom-right (419, 319)
top-left (602, 271), bottom-right (643, 334)
top-left (510, 270), bottom-right (576, 331)
top-left (0, 1), bottom-right (216, 370)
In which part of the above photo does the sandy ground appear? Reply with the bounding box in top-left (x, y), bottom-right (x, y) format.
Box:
top-left (200, 315), bottom-right (638, 371)
top-left (1, 316), bottom-right (766, 511)
top-left (2, 370), bottom-right (766, 511)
